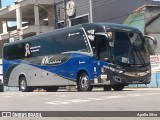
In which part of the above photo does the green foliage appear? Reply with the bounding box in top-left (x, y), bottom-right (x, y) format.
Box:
top-left (145, 38), bottom-right (155, 55)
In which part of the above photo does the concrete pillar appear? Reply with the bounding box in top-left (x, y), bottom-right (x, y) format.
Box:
top-left (2, 21), bottom-right (8, 33)
top-left (34, 4), bottom-right (40, 35)
top-left (0, 20), bottom-right (3, 33)
top-left (16, 4), bottom-right (23, 40)
top-left (89, 0), bottom-right (93, 23)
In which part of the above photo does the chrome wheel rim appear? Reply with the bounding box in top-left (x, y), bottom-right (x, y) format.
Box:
top-left (21, 80), bottom-right (26, 90)
top-left (81, 75), bottom-right (89, 90)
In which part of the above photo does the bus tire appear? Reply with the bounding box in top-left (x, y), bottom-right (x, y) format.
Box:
top-left (77, 73), bottom-right (93, 92)
top-left (112, 84), bottom-right (125, 91)
top-left (44, 86), bottom-right (58, 92)
top-left (0, 86), bottom-right (4, 92)
top-left (19, 77), bottom-right (33, 92)
top-left (104, 86), bottom-right (112, 91)
top-left (0, 89), bottom-right (3, 92)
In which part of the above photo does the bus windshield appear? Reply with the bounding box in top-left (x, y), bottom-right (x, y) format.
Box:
top-left (112, 31), bottom-right (150, 65)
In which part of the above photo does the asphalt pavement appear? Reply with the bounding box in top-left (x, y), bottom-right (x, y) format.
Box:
top-left (0, 88), bottom-right (160, 120)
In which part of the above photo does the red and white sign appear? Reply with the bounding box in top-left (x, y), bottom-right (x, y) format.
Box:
top-left (150, 55), bottom-right (160, 71)
top-left (150, 55), bottom-right (160, 64)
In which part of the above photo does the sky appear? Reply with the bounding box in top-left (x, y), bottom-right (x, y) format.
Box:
top-left (2, 0), bottom-right (14, 7)
top-left (2, 0), bottom-right (15, 26)
top-left (1, 0), bottom-right (29, 27)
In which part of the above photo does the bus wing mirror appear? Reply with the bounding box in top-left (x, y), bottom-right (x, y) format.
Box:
top-left (95, 32), bottom-right (112, 42)
top-left (109, 42), bottom-right (114, 47)
top-left (144, 35), bottom-right (157, 49)
top-left (104, 58), bottom-right (109, 62)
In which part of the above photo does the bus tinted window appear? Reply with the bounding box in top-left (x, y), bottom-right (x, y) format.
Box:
top-left (4, 43), bottom-right (26, 60)
top-left (66, 29), bottom-right (89, 52)
top-left (30, 29), bottom-right (89, 57)
top-left (4, 29), bottom-right (89, 60)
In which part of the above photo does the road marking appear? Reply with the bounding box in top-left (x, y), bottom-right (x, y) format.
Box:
top-left (88, 98), bottom-right (105, 101)
top-left (3, 96), bottom-right (12, 98)
top-left (125, 93), bottom-right (158, 97)
top-left (100, 95), bottom-right (127, 100)
top-left (45, 93), bottom-right (159, 106)
top-left (106, 95), bottom-right (125, 99)
top-left (126, 94), bottom-right (144, 97)
top-left (46, 101), bottom-right (70, 105)
top-left (46, 99), bottom-right (92, 105)
top-left (65, 99), bottom-right (91, 103)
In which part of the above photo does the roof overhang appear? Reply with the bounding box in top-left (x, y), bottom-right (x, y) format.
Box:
top-left (0, 0), bottom-right (54, 21)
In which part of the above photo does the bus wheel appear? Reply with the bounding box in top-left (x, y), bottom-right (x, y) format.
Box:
top-left (0, 86), bottom-right (4, 92)
top-left (77, 73), bottom-right (93, 92)
top-left (112, 84), bottom-right (125, 91)
top-left (104, 86), bottom-right (112, 91)
top-left (45, 86), bottom-right (58, 92)
top-left (19, 77), bottom-right (33, 92)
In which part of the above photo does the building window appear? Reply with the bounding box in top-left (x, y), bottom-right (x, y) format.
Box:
top-left (57, 21), bottom-right (64, 28)
top-left (71, 15), bottom-right (89, 26)
top-left (56, 15), bottom-right (89, 29)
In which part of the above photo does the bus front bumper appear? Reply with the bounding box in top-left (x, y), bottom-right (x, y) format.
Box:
top-left (111, 71), bottom-right (151, 85)
top-left (91, 70), bottom-right (151, 86)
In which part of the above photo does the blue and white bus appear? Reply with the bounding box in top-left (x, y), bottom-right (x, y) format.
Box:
top-left (2, 23), bottom-right (156, 92)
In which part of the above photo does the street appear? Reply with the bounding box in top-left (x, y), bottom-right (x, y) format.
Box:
top-left (0, 88), bottom-right (160, 120)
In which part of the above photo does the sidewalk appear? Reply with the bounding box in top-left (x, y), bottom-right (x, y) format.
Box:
top-left (124, 87), bottom-right (160, 91)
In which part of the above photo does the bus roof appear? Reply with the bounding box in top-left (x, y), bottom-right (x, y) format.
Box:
top-left (81, 22), bottom-right (140, 32)
top-left (4, 22), bottom-right (140, 47)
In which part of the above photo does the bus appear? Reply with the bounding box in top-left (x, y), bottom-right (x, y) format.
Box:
top-left (2, 23), bottom-right (156, 92)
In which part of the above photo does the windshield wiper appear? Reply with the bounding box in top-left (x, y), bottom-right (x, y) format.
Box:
top-left (127, 34), bottom-right (146, 66)
top-left (132, 43), bottom-right (146, 66)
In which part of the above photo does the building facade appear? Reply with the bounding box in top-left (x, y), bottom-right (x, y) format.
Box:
top-left (54, 0), bottom-right (155, 29)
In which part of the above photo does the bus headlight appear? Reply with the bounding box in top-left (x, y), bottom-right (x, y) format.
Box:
top-left (117, 70), bottom-right (124, 74)
top-left (103, 65), bottom-right (124, 73)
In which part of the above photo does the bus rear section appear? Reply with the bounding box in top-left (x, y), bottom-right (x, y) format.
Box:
top-left (2, 26), bottom-right (97, 92)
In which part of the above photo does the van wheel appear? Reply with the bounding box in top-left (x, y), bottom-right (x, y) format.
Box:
top-left (112, 84), bottom-right (125, 91)
top-left (104, 86), bottom-right (112, 91)
top-left (77, 73), bottom-right (93, 92)
top-left (19, 77), bottom-right (33, 92)
top-left (44, 86), bottom-right (58, 92)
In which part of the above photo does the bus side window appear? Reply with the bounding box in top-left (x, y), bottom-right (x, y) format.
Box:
top-left (4, 43), bottom-right (26, 60)
top-left (94, 35), bottom-right (110, 60)
top-left (66, 29), bottom-right (89, 52)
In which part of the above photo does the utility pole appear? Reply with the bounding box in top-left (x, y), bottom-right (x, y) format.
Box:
top-left (89, 0), bottom-right (93, 23)
top-left (63, 0), bottom-right (67, 27)
top-left (0, 0), bottom-right (1, 8)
